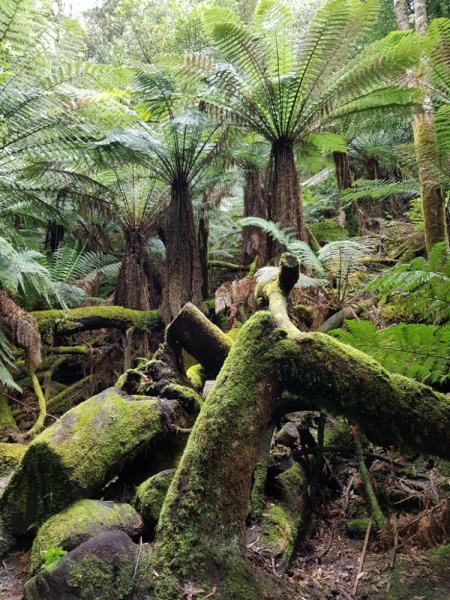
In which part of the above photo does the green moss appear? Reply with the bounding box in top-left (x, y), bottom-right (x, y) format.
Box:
top-left (0, 395), bottom-right (17, 433)
top-left (261, 463), bottom-right (305, 566)
top-left (1, 388), bottom-right (168, 534)
top-left (250, 428), bottom-right (272, 519)
top-left (346, 517), bottom-right (371, 539)
top-left (0, 443), bottom-right (26, 477)
top-left (293, 304), bottom-right (315, 324)
top-left (387, 544), bottom-right (450, 600)
top-left (202, 299), bottom-right (215, 311)
top-left (30, 500), bottom-right (142, 574)
top-left (186, 364), bottom-right (205, 393)
top-left (226, 325), bottom-right (242, 342)
top-left (134, 470), bottom-right (175, 529)
top-left (31, 306), bottom-right (160, 344)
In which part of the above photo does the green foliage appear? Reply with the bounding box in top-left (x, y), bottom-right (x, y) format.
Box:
top-left (368, 241), bottom-right (450, 322)
top-left (330, 319), bottom-right (450, 383)
top-left (188, 0), bottom-right (423, 148)
top-left (427, 19), bottom-right (450, 159)
top-left (42, 546), bottom-right (67, 568)
top-left (332, 243), bottom-right (450, 384)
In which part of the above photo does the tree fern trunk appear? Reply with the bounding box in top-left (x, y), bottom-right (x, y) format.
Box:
top-left (160, 181), bottom-right (203, 324)
top-left (394, 0), bottom-right (448, 251)
top-left (241, 165), bottom-right (266, 267)
top-left (266, 139), bottom-right (308, 259)
top-left (198, 189), bottom-right (210, 300)
top-left (114, 229), bottom-right (152, 310)
top-left (333, 151), bottom-right (359, 236)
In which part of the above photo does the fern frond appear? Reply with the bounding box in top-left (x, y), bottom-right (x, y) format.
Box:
top-left (331, 319), bottom-right (450, 383)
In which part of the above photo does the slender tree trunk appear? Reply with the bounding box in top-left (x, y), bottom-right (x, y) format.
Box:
top-left (266, 139), bottom-right (309, 259)
top-left (198, 189), bottom-right (210, 299)
top-left (394, 0), bottom-right (448, 251)
top-left (160, 181), bottom-right (203, 324)
top-left (241, 164), bottom-right (266, 267)
top-left (114, 229), bottom-right (151, 311)
top-left (333, 151), bottom-right (360, 236)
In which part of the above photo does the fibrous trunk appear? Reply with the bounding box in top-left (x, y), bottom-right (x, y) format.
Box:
top-left (160, 181), bottom-right (203, 324)
top-left (266, 139), bottom-right (308, 259)
top-left (114, 229), bottom-right (152, 310)
top-left (198, 189), bottom-right (210, 299)
top-left (394, 0), bottom-right (448, 251)
top-left (241, 165), bottom-right (266, 267)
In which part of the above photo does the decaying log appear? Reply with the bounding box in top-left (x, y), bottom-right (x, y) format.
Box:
top-left (166, 302), bottom-right (233, 377)
top-left (276, 422), bottom-right (299, 447)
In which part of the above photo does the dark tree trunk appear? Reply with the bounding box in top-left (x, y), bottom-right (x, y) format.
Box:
top-left (333, 151), bottom-right (359, 236)
top-left (241, 165), bottom-right (266, 267)
top-left (160, 181), bottom-right (203, 324)
top-left (114, 229), bottom-right (152, 311)
top-left (198, 189), bottom-right (210, 299)
top-left (266, 139), bottom-right (309, 260)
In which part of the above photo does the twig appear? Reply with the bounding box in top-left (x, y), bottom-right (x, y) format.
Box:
top-left (389, 515), bottom-right (398, 569)
top-left (318, 521), bottom-right (334, 559)
top-left (352, 515), bottom-right (372, 597)
top-left (344, 475), bottom-right (354, 514)
top-left (134, 537), bottom-right (143, 579)
top-left (4, 394), bottom-right (58, 421)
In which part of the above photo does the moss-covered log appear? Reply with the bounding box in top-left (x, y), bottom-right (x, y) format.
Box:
top-left (31, 306), bottom-right (160, 344)
top-left (1, 387), bottom-right (192, 534)
top-left (150, 254), bottom-right (450, 599)
top-left (166, 303), bottom-right (233, 377)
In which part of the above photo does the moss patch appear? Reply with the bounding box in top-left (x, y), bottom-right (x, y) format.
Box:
top-left (186, 364), bottom-right (206, 393)
top-left (134, 469), bottom-right (175, 530)
top-left (387, 543), bottom-right (450, 599)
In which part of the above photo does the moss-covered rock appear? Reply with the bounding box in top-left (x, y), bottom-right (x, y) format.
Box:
top-left (24, 530), bottom-right (140, 600)
top-left (387, 543), bottom-right (450, 599)
top-left (346, 517), bottom-right (371, 539)
top-left (30, 500), bottom-right (145, 574)
top-left (0, 443), bottom-right (26, 499)
top-left (1, 387), bottom-right (171, 534)
top-left (134, 470), bottom-right (175, 530)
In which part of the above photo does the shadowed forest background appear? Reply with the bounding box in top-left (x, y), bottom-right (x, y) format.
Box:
top-left (2, 0), bottom-right (450, 598)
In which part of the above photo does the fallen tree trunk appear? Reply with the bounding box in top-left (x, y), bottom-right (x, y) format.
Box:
top-left (31, 306), bottom-right (160, 344)
top-left (150, 253), bottom-right (450, 599)
top-left (167, 302), bottom-right (233, 377)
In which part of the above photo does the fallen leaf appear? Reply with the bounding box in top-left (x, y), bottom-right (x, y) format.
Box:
top-left (183, 582), bottom-right (205, 599)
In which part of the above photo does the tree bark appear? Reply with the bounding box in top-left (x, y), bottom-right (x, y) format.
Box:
top-left (394, 0), bottom-right (448, 251)
top-left (151, 254), bottom-right (450, 599)
top-left (114, 229), bottom-right (153, 310)
top-left (160, 181), bottom-right (203, 324)
top-left (166, 303), bottom-right (233, 377)
top-left (198, 189), bottom-right (211, 300)
top-left (266, 139), bottom-right (309, 260)
top-left (241, 165), bottom-right (266, 267)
